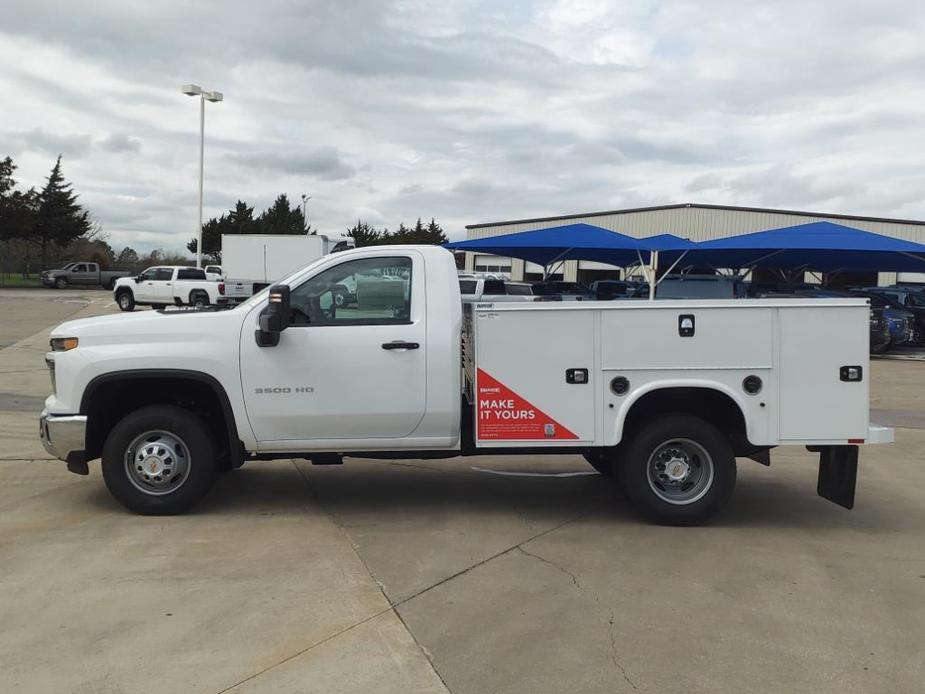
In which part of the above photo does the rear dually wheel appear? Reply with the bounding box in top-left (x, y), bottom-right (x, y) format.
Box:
top-left (619, 414), bottom-right (736, 526)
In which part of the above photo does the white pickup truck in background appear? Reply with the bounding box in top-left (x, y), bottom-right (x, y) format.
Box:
top-left (113, 266), bottom-right (229, 311)
top-left (42, 245), bottom-right (892, 525)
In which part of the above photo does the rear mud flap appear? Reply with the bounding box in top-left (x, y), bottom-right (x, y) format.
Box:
top-left (817, 445), bottom-right (858, 509)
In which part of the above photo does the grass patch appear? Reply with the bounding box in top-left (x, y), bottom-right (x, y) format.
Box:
top-left (0, 273), bottom-right (42, 288)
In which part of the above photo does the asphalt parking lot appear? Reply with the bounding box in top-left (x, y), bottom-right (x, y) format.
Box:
top-left (1, 288), bottom-right (924, 693)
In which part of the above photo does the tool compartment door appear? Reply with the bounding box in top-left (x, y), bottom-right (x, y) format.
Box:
top-left (474, 308), bottom-right (595, 446)
top-left (778, 305), bottom-right (869, 441)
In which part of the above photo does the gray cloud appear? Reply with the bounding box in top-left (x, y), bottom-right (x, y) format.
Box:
top-left (227, 147), bottom-right (355, 180)
top-left (18, 128), bottom-right (93, 158)
top-left (2, 0), bottom-right (925, 251)
top-left (97, 133), bottom-right (141, 153)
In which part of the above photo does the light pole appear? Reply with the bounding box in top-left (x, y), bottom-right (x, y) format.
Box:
top-left (301, 193), bottom-right (311, 232)
top-left (181, 84), bottom-right (223, 267)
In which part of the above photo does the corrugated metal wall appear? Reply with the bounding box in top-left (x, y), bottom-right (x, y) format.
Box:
top-left (463, 206), bottom-right (925, 282)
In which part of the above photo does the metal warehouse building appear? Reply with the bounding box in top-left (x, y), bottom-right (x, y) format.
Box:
top-left (462, 203), bottom-right (925, 286)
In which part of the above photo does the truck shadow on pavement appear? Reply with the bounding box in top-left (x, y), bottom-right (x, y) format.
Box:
top-left (78, 458), bottom-right (915, 531)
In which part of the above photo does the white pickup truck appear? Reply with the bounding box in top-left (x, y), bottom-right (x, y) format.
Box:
top-left (113, 266), bottom-right (229, 311)
top-left (41, 245), bottom-right (893, 525)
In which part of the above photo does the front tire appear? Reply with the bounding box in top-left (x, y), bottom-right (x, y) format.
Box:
top-left (101, 405), bottom-right (217, 515)
top-left (116, 290), bottom-right (135, 311)
top-left (55, 277), bottom-right (68, 289)
top-left (619, 415), bottom-right (736, 526)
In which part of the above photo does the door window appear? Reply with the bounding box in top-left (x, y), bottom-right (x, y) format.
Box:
top-left (87, 263), bottom-right (98, 272)
top-left (73, 264), bottom-right (87, 272)
top-left (289, 256), bottom-right (412, 326)
top-left (154, 268), bottom-right (174, 281)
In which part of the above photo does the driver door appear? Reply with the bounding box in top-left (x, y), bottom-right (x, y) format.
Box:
top-left (240, 251), bottom-right (427, 447)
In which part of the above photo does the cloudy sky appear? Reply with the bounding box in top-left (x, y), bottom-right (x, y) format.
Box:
top-left (2, 0), bottom-right (925, 253)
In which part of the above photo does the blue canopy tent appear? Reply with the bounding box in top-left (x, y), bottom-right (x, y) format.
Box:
top-left (676, 221), bottom-right (925, 274)
top-left (445, 223), bottom-right (653, 270)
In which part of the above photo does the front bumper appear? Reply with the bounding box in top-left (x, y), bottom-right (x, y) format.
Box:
top-left (39, 409), bottom-right (89, 474)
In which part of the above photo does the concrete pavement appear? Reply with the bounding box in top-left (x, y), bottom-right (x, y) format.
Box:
top-left (1, 290), bottom-right (923, 693)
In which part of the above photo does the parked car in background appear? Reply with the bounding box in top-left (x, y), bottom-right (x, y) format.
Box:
top-left (656, 274), bottom-right (746, 299)
top-left (588, 279), bottom-right (645, 299)
top-left (459, 277), bottom-right (535, 302)
top-left (860, 287), bottom-right (925, 345)
top-left (113, 266), bottom-right (229, 311)
top-left (41, 262), bottom-right (131, 290)
top-left (531, 281), bottom-right (595, 301)
top-left (869, 308), bottom-right (892, 354)
top-left (848, 291), bottom-right (915, 347)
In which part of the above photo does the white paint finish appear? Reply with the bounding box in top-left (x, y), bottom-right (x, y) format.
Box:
top-left (777, 305), bottom-right (869, 441)
top-left (239, 251), bottom-right (428, 443)
top-left (473, 308), bottom-right (596, 445)
top-left (468, 299), bottom-right (871, 448)
top-left (600, 304), bottom-right (773, 370)
top-left (605, 368), bottom-right (773, 445)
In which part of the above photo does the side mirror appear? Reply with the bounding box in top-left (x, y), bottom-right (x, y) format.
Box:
top-left (134, 275), bottom-right (144, 283)
top-left (255, 284), bottom-right (291, 347)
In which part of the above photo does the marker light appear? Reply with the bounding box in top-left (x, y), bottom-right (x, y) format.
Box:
top-left (50, 337), bottom-right (79, 352)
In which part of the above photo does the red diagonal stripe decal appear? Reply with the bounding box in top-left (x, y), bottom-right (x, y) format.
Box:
top-left (476, 369), bottom-right (578, 440)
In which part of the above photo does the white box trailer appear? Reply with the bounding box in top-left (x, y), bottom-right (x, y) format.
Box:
top-left (221, 234), bottom-right (352, 300)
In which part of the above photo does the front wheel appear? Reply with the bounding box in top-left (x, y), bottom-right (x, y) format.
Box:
top-left (55, 277), bottom-right (68, 289)
top-left (101, 405), bottom-right (217, 515)
top-left (619, 415), bottom-right (736, 526)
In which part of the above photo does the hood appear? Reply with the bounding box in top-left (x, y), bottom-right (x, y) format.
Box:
top-left (50, 307), bottom-right (245, 345)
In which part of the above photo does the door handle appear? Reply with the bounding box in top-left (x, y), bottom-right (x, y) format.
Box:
top-left (382, 341), bottom-right (419, 350)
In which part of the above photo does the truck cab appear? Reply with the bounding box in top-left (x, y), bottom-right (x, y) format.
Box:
top-left (40, 245), bottom-right (892, 525)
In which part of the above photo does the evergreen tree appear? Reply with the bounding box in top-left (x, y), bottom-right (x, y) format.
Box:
top-left (345, 219), bottom-right (383, 247)
top-left (0, 157), bottom-right (37, 243)
top-left (424, 217), bottom-right (448, 244)
top-left (259, 194), bottom-right (307, 235)
top-left (187, 200), bottom-right (261, 261)
top-left (31, 156), bottom-right (91, 267)
top-left (378, 218), bottom-right (447, 245)
top-left (227, 200), bottom-right (259, 235)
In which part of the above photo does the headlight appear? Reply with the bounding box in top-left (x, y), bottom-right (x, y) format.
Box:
top-left (50, 337), bottom-right (79, 351)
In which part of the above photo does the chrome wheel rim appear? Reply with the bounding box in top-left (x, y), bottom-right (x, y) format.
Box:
top-left (646, 438), bottom-right (714, 505)
top-left (119, 294), bottom-right (130, 309)
top-left (124, 430), bottom-right (191, 496)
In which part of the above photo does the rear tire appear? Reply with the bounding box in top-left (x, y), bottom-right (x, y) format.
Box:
top-left (619, 415), bottom-right (736, 526)
top-left (190, 291), bottom-right (209, 308)
top-left (116, 290), bottom-right (135, 312)
top-left (101, 405), bottom-right (217, 515)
